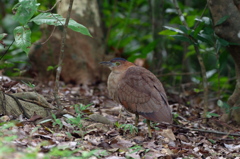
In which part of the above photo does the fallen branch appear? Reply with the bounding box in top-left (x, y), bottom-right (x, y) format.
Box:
top-left (162, 122), bottom-right (240, 137)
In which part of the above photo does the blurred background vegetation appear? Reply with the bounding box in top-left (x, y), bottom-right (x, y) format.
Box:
top-left (0, 0), bottom-right (235, 101)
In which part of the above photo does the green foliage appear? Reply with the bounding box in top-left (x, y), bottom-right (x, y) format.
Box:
top-left (215, 15), bottom-right (229, 26)
top-left (102, 0), bottom-right (155, 61)
top-left (13, 0), bottom-right (39, 25)
top-left (0, 0), bottom-right (92, 77)
top-left (52, 113), bottom-right (63, 129)
top-left (4, 0), bottom-right (91, 55)
top-left (14, 25), bottom-right (31, 53)
top-left (206, 112), bottom-right (220, 118)
top-left (129, 145), bottom-right (146, 154)
top-left (30, 13), bottom-right (91, 37)
top-left (47, 65), bottom-right (58, 71)
top-left (208, 138), bottom-right (216, 144)
top-left (115, 122), bottom-right (138, 135)
top-left (46, 148), bottom-right (107, 159)
top-left (0, 122), bottom-right (18, 157)
top-left (52, 104), bottom-right (92, 138)
top-left (217, 100), bottom-right (239, 114)
top-left (21, 81), bottom-right (36, 88)
top-left (0, 33), bottom-right (8, 41)
top-left (157, 2), bottom-right (235, 101)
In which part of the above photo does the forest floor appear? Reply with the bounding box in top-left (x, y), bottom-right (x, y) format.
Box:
top-left (0, 79), bottom-right (240, 159)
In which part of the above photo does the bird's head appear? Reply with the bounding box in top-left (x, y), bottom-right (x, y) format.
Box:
top-left (100, 58), bottom-right (134, 72)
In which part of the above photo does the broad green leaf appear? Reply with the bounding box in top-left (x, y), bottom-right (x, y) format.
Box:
top-left (216, 16), bottom-right (229, 26)
top-left (217, 100), bottom-right (230, 112)
top-left (217, 38), bottom-right (229, 46)
top-left (171, 35), bottom-right (193, 44)
top-left (179, 25), bottom-right (189, 34)
top-left (68, 20), bottom-right (92, 37)
top-left (0, 33), bottom-right (7, 40)
top-left (163, 26), bottom-right (184, 34)
top-left (47, 66), bottom-right (55, 71)
top-left (159, 30), bottom-right (178, 36)
top-left (206, 112), bottom-right (220, 118)
top-left (196, 33), bottom-right (213, 45)
top-left (14, 25), bottom-right (31, 54)
top-left (13, 0), bottom-right (39, 25)
top-left (186, 15), bottom-right (196, 27)
top-left (192, 22), bottom-right (205, 38)
top-left (30, 13), bottom-right (91, 37)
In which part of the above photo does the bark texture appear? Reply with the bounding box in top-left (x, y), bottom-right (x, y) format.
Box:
top-left (208, 0), bottom-right (240, 122)
top-left (29, 0), bottom-right (109, 84)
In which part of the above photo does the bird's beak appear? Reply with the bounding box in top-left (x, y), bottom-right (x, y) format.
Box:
top-left (99, 61), bottom-right (113, 67)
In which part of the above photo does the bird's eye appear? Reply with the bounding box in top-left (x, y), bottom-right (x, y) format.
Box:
top-left (115, 62), bottom-right (121, 66)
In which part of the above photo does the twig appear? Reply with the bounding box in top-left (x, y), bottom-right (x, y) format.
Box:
top-left (193, 4), bottom-right (208, 30)
top-left (40, 12), bottom-right (65, 45)
top-left (41, 26), bottom-right (56, 45)
top-left (163, 122), bottom-right (240, 137)
top-left (190, 128), bottom-right (240, 136)
top-left (38, 0), bottom-right (62, 13)
top-left (172, 0), bottom-right (209, 124)
top-left (182, 126), bottom-right (240, 137)
top-left (172, 0), bottom-right (189, 29)
top-left (0, 39), bottom-right (15, 60)
top-left (53, 0), bottom-right (74, 109)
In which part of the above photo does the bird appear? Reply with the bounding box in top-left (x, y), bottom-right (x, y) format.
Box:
top-left (100, 58), bottom-right (172, 137)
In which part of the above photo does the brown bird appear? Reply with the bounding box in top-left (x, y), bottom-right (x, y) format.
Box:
top-left (100, 58), bottom-right (172, 137)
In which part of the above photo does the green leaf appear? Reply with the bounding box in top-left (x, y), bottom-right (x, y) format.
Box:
top-left (47, 66), bottom-right (55, 71)
top-left (13, 0), bottom-right (39, 25)
top-left (193, 22), bottom-right (205, 38)
top-left (179, 25), bottom-right (189, 34)
top-left (217, 100), bottom-right (231, 114)
top-left (186, 15), bottom-right (196, 27)
top-left (217, 100), bottom-right (224, 107)
top-left (30, 13), bottom-right (92, 37)
top-left (163, 26), bottom-right (184, 34)
top-left (68, 19), bottom-right (92, 37)
top-left (196, 33), bottom-right (213, 45)
top-left (171, 35), bottom-right (193, 44)
top-left (0, 33), bottom-right (7, 40)
top-left (217, 38), bottom-right (229, 47)
top-left (159, 30), bottom-right (178, 36)
top-left (14, 25), bottom-right (31, 54)
top-left (208, 139), bottom-right (216, 144)
top-left (206, 112), bottom-right (220, 118)
top-left (216, 16), bottom-right (229, 26)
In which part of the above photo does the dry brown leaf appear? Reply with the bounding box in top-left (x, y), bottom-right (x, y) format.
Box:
top-left (160, 128), bottom-right (176, 141)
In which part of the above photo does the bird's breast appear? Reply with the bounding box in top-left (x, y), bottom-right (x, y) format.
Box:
top-left (107, 71), bottom-right (123, 101)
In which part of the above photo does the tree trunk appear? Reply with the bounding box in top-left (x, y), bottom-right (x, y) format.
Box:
top-left (207, 0), bottom-right (240, 122)
top-left (29, 0), bottom-right (109, 85)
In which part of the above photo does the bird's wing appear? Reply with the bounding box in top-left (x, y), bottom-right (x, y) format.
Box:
top-left (117, 66), bottom-right (172, 123)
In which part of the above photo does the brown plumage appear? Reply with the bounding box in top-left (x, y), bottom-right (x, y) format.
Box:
top-left (100, 58), bottom-right (172, 136)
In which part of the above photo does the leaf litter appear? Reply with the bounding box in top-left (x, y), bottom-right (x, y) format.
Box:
top-left (0, 80), bottom-right (240, 158)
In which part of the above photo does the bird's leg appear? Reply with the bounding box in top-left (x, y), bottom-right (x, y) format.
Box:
top-left (147, 119), bottom-right (152, 138)
top-left (118, 105), bottom-right (124, 119)
top-left (135, 114), bottom-right (139, 126)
